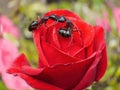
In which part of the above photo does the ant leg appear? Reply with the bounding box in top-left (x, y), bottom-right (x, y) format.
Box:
top-left (67, 28), bottom-right (82, 55)
top-left (44, 23), bottom-right (48, 28)
top-left (73, 27), bottom-right (84, 46)
top-left (47, 21), bottom-right (58, 28)
top-left (73, 27), bottom-right (82, 37)
top-left (67, 33), bottom-right (73, 55)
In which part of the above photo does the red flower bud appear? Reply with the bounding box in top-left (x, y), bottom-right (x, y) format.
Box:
top-left (8, 10), bottom-right (107, 90)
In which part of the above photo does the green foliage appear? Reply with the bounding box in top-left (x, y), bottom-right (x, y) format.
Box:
top-left (0, 76), bottom-right (8, 90)
top-left (0, 80), bottom-right (8, 90)
top-left (19, 37), bottom-right (38, 67)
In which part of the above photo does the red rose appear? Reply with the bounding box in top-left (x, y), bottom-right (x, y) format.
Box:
top-left (8, 10), bottom-right (107, 90)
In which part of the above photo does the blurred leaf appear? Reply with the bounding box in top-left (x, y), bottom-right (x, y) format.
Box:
top-left (19, 2), bottom-right (46, 18)
top-left (19, 38), bottom-right (38, 67)
top-left (57, 1), bottom-right (73, 10)
top-left (0, 81), bottom-right (8, 90)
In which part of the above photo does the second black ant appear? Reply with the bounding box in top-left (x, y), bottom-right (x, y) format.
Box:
top-left (28, 14), bottom-right (66, 31)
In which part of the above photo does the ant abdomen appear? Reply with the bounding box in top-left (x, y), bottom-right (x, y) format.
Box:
top-left (57, 16), bottom-right (66, 22)
top-left (58, 28), bottom-right (71, 38)
top-left (49, 14), bottom-right (58, 21)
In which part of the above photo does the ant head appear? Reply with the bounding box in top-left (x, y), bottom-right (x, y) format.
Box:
top-left (28, 16), bottom-right (41, 32)
top-left (28, 20), bottom-right (38, 31)
top-left (66, 20), bottom-right (74, 27)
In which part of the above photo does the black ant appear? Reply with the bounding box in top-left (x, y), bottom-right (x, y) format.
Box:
top-left (28, 14), bottom-right (67, 31)
top-left (58, 20), bottom-right (78, 38)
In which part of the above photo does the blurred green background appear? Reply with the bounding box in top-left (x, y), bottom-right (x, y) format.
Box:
top-left (0, 0), bottom-right (120, 90)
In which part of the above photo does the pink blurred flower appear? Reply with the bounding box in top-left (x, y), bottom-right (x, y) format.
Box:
top-left (113, 7), bottom-right (120, 34)
top-left (96, 11), bottom-right (111, 32)
top-left (0, 39), bottom-right (32, 90)
top-left (0, 15), bottom-right (32, 90)
top-left (0, 15), bottom-right (20, 38)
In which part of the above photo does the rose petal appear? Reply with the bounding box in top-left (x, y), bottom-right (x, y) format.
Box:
top-left (73, 47), bottom-right (86, 59)
top-left (11, 54), bottom-right (30, 67)
top-left (51, 27), bottom-right (60, 48)
top-left (41, 36), bottom-right (81, 66)
top-left (33, 26), bottom-right (50, 67)
top-left (35, 57), bottom-right (94, 90)
top-left (73, 51), bottom-right (101, 90)
top-left (85, 41), bottom-right (94, 57)
top-left (94, 26), bottom-right (106, 50)
top-left (74, 20), bottom-right (95, 47)
top-left (19, 73), bottom-right (63, 90)
top-left (95, 45), bottom-right (107, 81)
top-left (7, 54), bottom-right (30, 74)
top-left (8, 52), bottom-right (96, 90)
top-left (79, 26), bottom-right (108, 82)
top-left (7, 54), bottom-right (43, 76)
top-left (93, 26), bottom-right (107, 80)
top-left (73, 44), bottom-right (107, 90)
top-left (91, 26), bottom-right (107, 80)
top-left (85, 26), bottom-right (106, 58)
